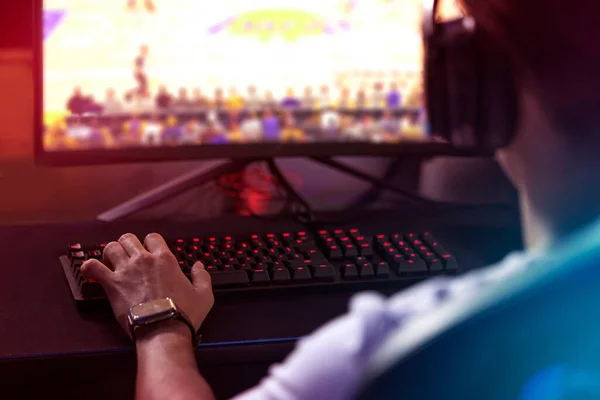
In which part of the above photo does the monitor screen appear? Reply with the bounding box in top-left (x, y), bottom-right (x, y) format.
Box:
top-left (39, 0), bottom-right (453, 164)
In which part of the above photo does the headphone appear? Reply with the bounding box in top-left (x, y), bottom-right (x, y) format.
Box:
top-left (423, 0), bottom-right (519, 152)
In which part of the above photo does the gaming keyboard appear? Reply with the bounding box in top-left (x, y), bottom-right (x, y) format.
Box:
top-left (60, 228), bottom-right (459, 308)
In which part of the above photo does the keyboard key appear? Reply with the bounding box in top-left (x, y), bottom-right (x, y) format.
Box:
top-left (339, 236), bottom-right (352, 244)
top-left (430, 258), bottom-right (444, 272)
top-left (81, 277), bottom-right (103, 296)
top-left (291, 266), bottom-right (312, 282)
top-left (376, 262), bottom-right (391, 278)
top-left (326, 244), bottom-right (343, 259)
top-left (424, 237), bottom-right (447, 255)
top-left (250, 269), bottom-right (270, 284)
top-left (357, 240), bottom-right (373, 257)
top-left (272, 267), bottom-right (292, 284)
top-left (359, 262), bottom-right (375, 279)
top-left (88, 250), bottom-right (102, 260)
top-left (341, 264), bottom-right (359, 280)
top-left (205, 265), bottom-right (219, 273)
top-left (71, 259), bottom-right (84, 272)
top-left (343, 244), bottom-right (358, 258)
top-left (211, 271), bottom-right (250, 288)
top-left (442, 254), bottom-right (459, 271)
top-left (313, 264), bottom-right (336, 282)
top-left (397, 258), bottom-right (428, 274)
top-left (71, 251), bottom-right (86, 261)
top-left (69, 244), bottom-right (83, 253)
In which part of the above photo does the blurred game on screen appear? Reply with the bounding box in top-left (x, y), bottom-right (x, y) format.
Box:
top-left (43, 0), bottom-right (431, 151)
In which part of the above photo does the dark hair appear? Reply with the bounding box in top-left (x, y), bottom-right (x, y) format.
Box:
top-left (462, 0), bottom-right (600, 138)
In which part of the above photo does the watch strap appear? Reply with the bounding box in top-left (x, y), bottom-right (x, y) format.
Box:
top-left (129, 300), bottom-right (200, 347)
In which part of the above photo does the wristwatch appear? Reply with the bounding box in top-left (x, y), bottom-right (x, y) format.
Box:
top-left (127, 297), bottom-right (200, 347)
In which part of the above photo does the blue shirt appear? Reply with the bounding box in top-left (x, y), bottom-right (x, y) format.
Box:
top-left (263, 117), bottom-right (281, 140)
top-left (233, 251), bottom-right (540, 400)
top-left (281, 97), bottom-right (301, 109)
top-left (387, 91), bottom-right (402, 109)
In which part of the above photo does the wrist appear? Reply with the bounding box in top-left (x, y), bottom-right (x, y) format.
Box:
top-left (135, 320), bottom-right (193, 351)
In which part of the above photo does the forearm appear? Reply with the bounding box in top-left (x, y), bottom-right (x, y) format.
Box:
top-left (135, 321), bottom-right (215, 400)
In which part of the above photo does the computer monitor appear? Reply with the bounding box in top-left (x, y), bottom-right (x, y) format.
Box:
top-left (35, 0), bottom-right (460, 165)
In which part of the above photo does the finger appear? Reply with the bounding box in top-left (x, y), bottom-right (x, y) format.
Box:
top-left (191, 262), bottom-right (212, 290)
top-left (118, 233), bottom-right (146, 257)
top-left (80, 259), bottom-right (114, 287)
top-left (103, 241), bottom-right (128, 270)
top-left (143, 232), bottom-right (169, 253)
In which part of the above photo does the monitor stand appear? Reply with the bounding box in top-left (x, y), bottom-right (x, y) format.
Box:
top-left (97, 159), bottom-right (253, 222)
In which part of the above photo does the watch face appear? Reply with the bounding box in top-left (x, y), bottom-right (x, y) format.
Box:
top-left (131, 298), bottom-right (177, 325)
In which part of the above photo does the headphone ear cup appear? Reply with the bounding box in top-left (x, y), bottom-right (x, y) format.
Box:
top-left (424, 19), bottom-right (518, 152)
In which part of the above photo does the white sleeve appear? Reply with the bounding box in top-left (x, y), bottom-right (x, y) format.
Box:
top-left (230, 278), bottom-right (453, 400)
top-left (231, 252), bottom-right (536, 400)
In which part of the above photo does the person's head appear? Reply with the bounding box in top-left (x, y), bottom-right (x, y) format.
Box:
top-left (320, 85), bottom-right (329, 94)
top-left (74, 86), bottom-right (82, 96)
top-left (341, 87), bottom-right (350, 97)
top-left (192, 88), bottom-right (201, 98)
top-left (228, 87), bottom-right (237, 97)
top-left (140, 45), bottom-right (149, 57)
top-left (106, 88), bottom-right (116, 99)
top-left (215, 88), bottom-right (223, 97)
top-left (248, 85), bottom-right (256, 95)
top-left (178, 87), bottom-right (188, 98)
top-left (263, 108), bottom-right (273, 118)
top-left (460, 0), bottom-right (600, 247)
top-left (158, 85), bottom-right (167, 94)
top-left (390, 82), bottom-right (398, 91)
top-left (304, 86), bottom-right (313, 96)
top-left (264, 90), bottom-right (274, 100)
top-left (373, 82), bottom-right (383, 91)
top-left (286, 88), bottom-right (295, 97)
top-left (382, 110), bottom-right (392, 120)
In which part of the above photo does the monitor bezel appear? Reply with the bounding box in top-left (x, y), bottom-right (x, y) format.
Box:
top-left (33, 0), bottom-right (485, 166)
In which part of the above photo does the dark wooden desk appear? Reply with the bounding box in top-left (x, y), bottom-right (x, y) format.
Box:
top-left (0, 209), bottom-right (521, 399)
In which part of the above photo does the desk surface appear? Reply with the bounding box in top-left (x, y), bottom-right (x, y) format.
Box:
top-left (0, 209), bottom-right (521, 398)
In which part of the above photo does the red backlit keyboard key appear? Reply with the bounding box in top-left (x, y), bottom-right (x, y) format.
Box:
top-left (442, 254), bottom-right (459, 271)
top-left (251, 269), bottom-right (270, 284)
top-left (341, 264), bottom-right (359, 280)
top-left (359, 262), bottom-right (375, 279)
top-left (291, 266), bottom-right (312, 282)
top-left (313, 264), bottom-right (336, 281)
top-left (272, 267), bottom-right (292, 284)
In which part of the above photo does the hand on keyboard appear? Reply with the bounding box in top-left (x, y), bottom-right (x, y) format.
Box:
top-left (80, 233), bottom-right (214, 338)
